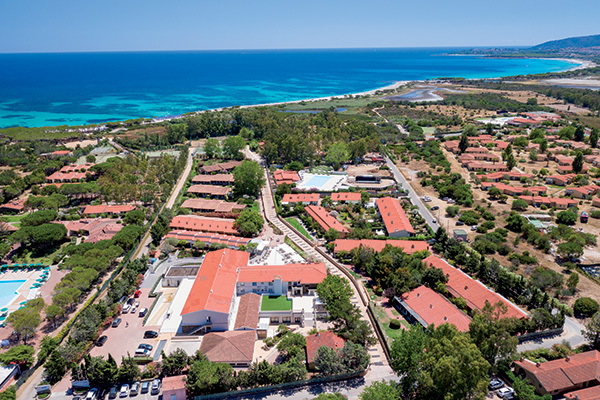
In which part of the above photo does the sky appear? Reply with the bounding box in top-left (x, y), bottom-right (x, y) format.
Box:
top-left (1, 0), bottom-right (599, 53)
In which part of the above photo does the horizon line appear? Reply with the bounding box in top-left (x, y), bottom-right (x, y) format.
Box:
top-left (0, 44), bottom-right (532, 56)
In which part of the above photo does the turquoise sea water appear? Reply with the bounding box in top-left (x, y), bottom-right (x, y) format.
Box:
top-left (0, 48), bottom-right (577, 128)
top-left (0, 280), bottom-right (26, 308)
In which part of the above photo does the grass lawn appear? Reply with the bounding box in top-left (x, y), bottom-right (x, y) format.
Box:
top-left (285, 217), bottom-right (312, 240)
top-left (3, 215), bottom-right (25, 223)
top-left (261, 295), bottom-right (292, 311)
top-left (373, 304), bottom-right (409, 342)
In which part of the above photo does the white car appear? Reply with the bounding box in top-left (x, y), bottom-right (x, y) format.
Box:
top-left (86, 388), bottom-right (98, 400)
top-left (122, 304), bottom-right (131, 314)
top-left (497, 387), bottom-right (515, 398)
top-left (119, 384), bottom-right (129, 398)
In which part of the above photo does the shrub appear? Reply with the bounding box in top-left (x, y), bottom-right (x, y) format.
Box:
top-left (591, 210), bottom-right (600, 219)
top-left (389, 319), bottom-right (401, 330)
top-left (574, 297), bottom-right (599, 318)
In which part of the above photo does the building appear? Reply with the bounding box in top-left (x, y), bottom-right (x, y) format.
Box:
top-left (162, 266), bottom-right (200, 287)
top-left (46, 171), bottom-right (89, 183)
top-left (180, 198), bottom-right (245, 214)
top-left (169, 215), bottom-right (239, 236)
top-left (464, 161), bottom-right (508, 172)
top-left (199, 330), bottom-right (255, 367)
top-left (546, 174), bottom-right (577, 186)
top-left (477, 171), bottom-right (532, 182)
top-left (236, 263), bottom-right (327, 297)
top-left (191, 173), bottom-right (234, 186)
top-left (234, 293), bottom-right (261, 331)
top-left (453, 229), bottom-right (468, 241)
top-left (304, 205), bottom-right (350, 238)
top-left (423, 255), bottom-right (528, 319)
top-left (331, 192), bottom-right (362, 204)
top-left (58, 218), bottom-right (124, 243)
top-left (565, 185), bottom-right (600, 199)
top-left (395, 285), bottom-right (472, 332)
top-left (514, 350), bottom-right (600, 397)
top-left (199, 161), bottom-right (242, 174)
top-left (273, 170), bottom-right (301, 185)
top-left (161, 375), bottom-right (187, 400)
top-left (187, 184), bottom-right (231, 199)
top-left (376, 197), bottom-right (414, 238)
top-left (164, 230), bottom-right (249, 249)
top-left (82, 204), bottom-right (136, 216)
top-left (305, 331), bottom-right (345, 370)
top-left (333, 239), bottom-right (429, 255)
top-left (518, 196), bottom-right (578, 210)
top-left (0, 199), bottom-right (26, 214)
top-left (480, 181), bottom-right (547, 196)
top-left (281, 193), bottom-right (320, 205)
top-left (40, 150), bottom-right (73, 159)
top-left (180, 249), bottom-right (250, 333)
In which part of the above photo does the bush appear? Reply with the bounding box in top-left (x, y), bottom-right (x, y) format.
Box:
top-left (574, 297), bottom-right (599, 318)
top-left (591, 210), bottom-right (600, 219)
top-left (389, 319), bottom-right (401, 330)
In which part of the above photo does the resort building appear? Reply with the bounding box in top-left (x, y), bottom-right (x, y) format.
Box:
top-left (330, 192), bottom-right (362, 204)
top-left (191, 173), bottom-right (234, 186)
top-left (198, 330), bottom-right (255, 367)
top-left (187, 184), bottom-right (231, 199)
top-left (273, 170), bottom-right (301, 185)
top-left (395, 285), bottom-right (472, 332)
top-left (180, 198), bottom-right (245, 214)
top-left (236, 263), bottom-right (327, 297)
top-left (198, 161), bottom-right (242, 174)
top-left (281, 193), bottom-right (320, 205)
top-left (518, 196), bottom-right (578, 210)
top-left (423, 255), bottom-right (528, 320)
top-left (480, 182), bottom-right (547, 196)
top-left (565, 185), bottom-right (600, 199)
top-left (58, 218), bottom-right (123, 243)
top-left (82, 204), bottom-right (136, 216)
top-left (333, 239), bottom-right (429, 255)
top-left (514, 350), bottom-right (600, 397)
top-left (477, 171), bottom-right (532, 182)
top-left (305, 331), bottom-right (345, 370)
top-left (234, 293), bottom-right (261, 331)
top-left (546, 174), bottom-right (577, 186)
top-left (0, 199), bottom-right (26, 214)
top-left (376, 197), bottom-right (414, 238)
top-left (169, 215), bottom-right (239, 235)
top-left (463, 161), bottom-right (508, 172)
top-left (162, 266), bottom-right (200, 287)
top-left (304, 205), bottom-right (350, 238)
top-left (161, 376), bottom-right (187, 400)
top-left (164, 230), bottom-right (250, 249)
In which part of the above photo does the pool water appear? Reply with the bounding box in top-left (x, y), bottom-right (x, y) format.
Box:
top-left (304, 175), bottom-right (332, 189)
top-left (0, 280), bottom-right (26, 309)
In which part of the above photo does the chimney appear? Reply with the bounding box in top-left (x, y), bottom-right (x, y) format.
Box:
top-left (417, 293), bottom-right (420, 298)
top-left (536, 362), bottom-right (541, 368)
top-left (566, 355), bottom-right (570, 362)
top-left (464, 285), bottom-right (468, 290)
top-left (430, 304), bottom-right (433, 309)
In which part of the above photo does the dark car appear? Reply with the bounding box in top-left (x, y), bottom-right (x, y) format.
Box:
top-left (138, 308), bottom-right (148, 318)
top-left (126, 297), bottom-right (135, 306)
top-left (96, 335), bottom-right (108, 346)
top-left (108, 386), bottom-right (118, 399)
top-left (140, 381), bottom-right (150, 394)
top-left (111, 318), bottom-right (122, 328)
top-left (489, 378), bottom-right (504, 390)
top-left (431, 206), bottom-right (439, 211)
top-left (143, 330), bottom-right (158, 339)
top-left (456, 221), bottom-right (464, 226)
top-left (138, 343), bottom-right (153, 351)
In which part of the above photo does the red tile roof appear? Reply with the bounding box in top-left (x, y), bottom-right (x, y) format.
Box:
top-left (52, 150), bottom-right (72, 155)
top-left (180, 198), bottom-right (245, 213)
top-left (333, 239), bottom-right (429, 254)
top-left (273, 170), bottom-right (301, 185)
top-left (400, 285), bottom-right (472, 332)
top-left (237, 263), bottom-right (327, 284)
top-left (0, 222), bottom-right (18, 232)
top-left (376, 197), bottom-right (414, 235)
top-left (83, 204), bottom-right (136, 215)
top-left (165, 230), bottom-right (250, 248)
top-left (162, 375), bottom-right (186, 392)
top-left (565, 384), bottom-right (600, 400)
top-left (331, 192), bottom-right (362, 202)
top-left (234, 293), bottom-right (260, 330)
top-left (305, 331), bottom-right (345, 365)
top-left (199, 330), bottom-right (255, 365)
top-left (304, 205), bottom-right (349, 234)
top-left (191, 173), bottom-right (234, 185)
top-left (59, 218), bottom-right (123, 243)
top-left (515, 351), bottom-right (600, 394)
top-left (281, 193), bottom-right (320, 203)
top-left (182, 249), bottom-right (249, 315)
top-left (187, 184), bottom-right (231, 196)
top-left (169, 215), bottom-right (238, 235)
top-left (59, 163), bottom-right (94, 173)
top-left (423, 255), bottom-right (527, 319)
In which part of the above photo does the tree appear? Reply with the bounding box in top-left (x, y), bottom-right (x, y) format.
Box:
top-left (505, 213), bottom-right (525, 232)
top-left (339, 341), bottom-right (370, 372)
top-left (325, 143), bottom-right (350, 170)
top-left (313, 394), bottom-right (347, 400)
top-left (506, 153), bottom-right (517, 171)
top-left (0, 386), bottom-right (16, 400)
top-left (277, 333), bottom-right (306, 362)
top-left (584, 311), bottom-right (600, 349)
top-left (186, 355), bottom-right (234, 395)
top-left (118, 356), bottom-right (140, 382)
top-left (529, 148), bottom-right (538, 162)
top-left (390, 324), bottom-right (427, 394)
top-left (316, 275), bottom-right (359, 333)
top-left (112, 224), bottom-right (143, 250)
top-left (233, 160), bottom-right (265, 198)
top-left (6, 307), bottom-right (42, 343)
top-left (511, 199), bottom-right (529, 211)
top-left (458, 132), bottom-right (469, 154)
top-left (221, 136), bottom-right (245, 160)
top-left (590, 128), bottom-right (599, 149)
top-left (487, 187), bottom-right (503, 200)
top-left (360, 380), bottom-right (401, 400)
top-left (234, 209), bottom-right (264, 237)
top-left (21, 210), bottom-right (58, 227)
top-left (556, 210), bottom-right (577, 226)
top-left (539, 138), bottom-right (548, 153)
top-left (324, 228), bottom-right (339, 242)
top-left (0, 345), bottom-right (35, 368)
top-left (44, 350), bottom-right (67, 384)
top-left (574, 125), bottom-right (585, 142)
top-left (161, 348), bottom-right (189, 377)
top-left (314, 346), bottom-right (345, 376)
top-left (557, 242), bottom-right (584, 260)
top-left (204, 138), bottom-right (221, 159)
top-left (574, 297), bottom-right (599, 318)
top-left (567, 272), bottom-right (579, 290)
top-left (123, 209), bottom-right (145, 226)
top-left (572, 151), bottom-right (584, 174)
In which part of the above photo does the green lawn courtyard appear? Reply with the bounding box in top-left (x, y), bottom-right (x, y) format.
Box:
top-left (285, 217), bottom-right (312, 240)
top-left (261, 295), bottom-right (292, 311)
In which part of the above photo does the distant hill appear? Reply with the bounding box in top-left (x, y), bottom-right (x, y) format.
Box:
top-left (530, 34), bottom-right (600, 50)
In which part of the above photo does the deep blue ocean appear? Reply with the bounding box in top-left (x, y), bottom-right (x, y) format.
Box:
top-left (0, 48), bottom-right (576, 128)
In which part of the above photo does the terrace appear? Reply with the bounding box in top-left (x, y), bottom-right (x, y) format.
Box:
top-left (260, 295), bottom-right (292, 311)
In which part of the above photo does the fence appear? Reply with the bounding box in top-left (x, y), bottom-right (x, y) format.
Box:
top-left (193, 369), bottom-right (367, 400)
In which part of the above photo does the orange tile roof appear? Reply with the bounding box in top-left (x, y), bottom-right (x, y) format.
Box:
top-left (52, 150), bottom-right (72, 155)
top-left (46, 171), bottom-right (88, 182)
top-left (180, 198), bottom-right (245, 213)
top-left (165, 230), bottom-right (250, 247)
top-left (83, 204), bottom-right (136, 215)
top-left (306, 331), bottom-right (345, 364)
top-left (161, 375), bottom-right (186, 392)
top-left (199, 330), bottom-right (255, 365)
top-left (515, 351), bottom-right (600, 394)
top-left (182, 249), bottom-right (249, 315)
top-left (400, 285), bottom-right (472, 332)
top-left (237, 263), bottom-right (327, 284)
top-left (423, 255), bottom-right (527, 319)
top-left (234, 293), bottom-right (260, 330)
top-left (331, 192), bottom-right (362, 202)
top-left (187, 184), bottom-right (231, 196)
top-left (376, 197), bottom-right (414, 235)
top-left (273, 170), bottom-right (301, 185)
top-left (565, 385), bottom-right (600, 400)
top-left (191, 173), bottom-right (234, 185)
top-left (281, 193), bottom-right (320, 203)
top-left (169, 215), bottom-right (238, 235)
top-left (304, 205), bottom-right (349, 234)
top-left (333, 239), bottom-right (429, 254)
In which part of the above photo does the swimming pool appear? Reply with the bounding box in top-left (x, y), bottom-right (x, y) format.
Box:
top-left (304, 175), bottom-right (332, 189)
top-left (0, 280), bottom-right (26, 309)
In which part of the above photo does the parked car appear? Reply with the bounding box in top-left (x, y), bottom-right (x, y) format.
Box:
top-left (144, 330), bottom-right (158, 338)
top-left (432, 219), bottom-right (437, 224)
top-left (447, 199), bottom-right (456, 204)
top-left (130, 382), bottom-right (140, 396)
top-left (497, 387), bottom-right (515, 398)
top-left (138, 343), bottom-right (153, 351)
top-left (112, 318), bottom-right (122, 328)
top-left (138, 308), bottom-right (148, 317)
top-left (134, 301), bottom-right (140, 308)
top-left (471, 225), bottom-right (478, 231)
top-left (108, 386), bottom-right (118, 399)
top-left (456, 221), bottom-right (464, 226)
top-left (489, 378), bottom-right (504, 390)
top-left (140, 381), bottom-right (150, 394)
top-left (131, 306), bottom-right (137, 314)
top-left (126, 298), bottom-right (135, 306)
top-left (119, 384), bottom-right (129, 398)
top-left (122, 304), bottom-right (131, 314)
top-left (151, 379), bottom-right (161, 395)
top-left (96, 335), bottom-right (108, 346)
top-left (134, 290), bottom-right (142, 298)
top-left (431, 206), bottom-right (439, 211)
top-left (86, 388), bottom-right (98, 400)
top-left (134, 348), bottom-right (151, 357)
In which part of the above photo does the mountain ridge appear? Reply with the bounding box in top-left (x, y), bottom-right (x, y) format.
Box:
top-left (530, 34), bottom-right (600, 50)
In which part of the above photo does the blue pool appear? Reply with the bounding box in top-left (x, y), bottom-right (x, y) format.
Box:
top-left (0, 280), bottom-right (26, 309)
top-left (305, 175), bottom-right (332, 188)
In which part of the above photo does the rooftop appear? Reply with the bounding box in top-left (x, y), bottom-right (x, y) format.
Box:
top-left (376, 197), bottom-right (415, 235)
top-left (234, 293), bottom-right (261, 330)
top-left (260, 295), bottom-right (292, 311)
top-left (169, 215), bottom-right (238, 235)
top-left (333, 239), bottom-right (429, 254)
top-left (305, 331), bottom-right (345, 364)
top-left (199, 330), bottom-right (255, 365)
top-left (305, 205), bottom-right (349, 234)
top-left (237, 263), bottom-right (327, 285)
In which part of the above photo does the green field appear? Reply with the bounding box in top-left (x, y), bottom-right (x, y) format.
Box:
top-left (285, 217), bottom-right (312, 240)
top-left (261, 295), bottom-right (292, 311)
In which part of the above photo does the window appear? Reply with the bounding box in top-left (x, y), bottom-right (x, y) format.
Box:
top-left (268, 282), bottom-right (273, 286)
top-left (171, 395), bottom-right (177, 400)
top-left (270, 317), bottom-right (279, 324)
top-left (252, 282), bottom-right (257, 286)
top-left (294, 317), bottom-right (301, 323)
top-left (240, 282), bottom-right (245, 286)
top-left (282, 317), bottom-right (291, 323)
top-left (240, 289), bottom-right (245, 294)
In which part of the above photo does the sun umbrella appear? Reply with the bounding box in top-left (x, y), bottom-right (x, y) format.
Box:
top-left (19, 301), bottom-right (27, 305)
top-left (1, 265), bottom-right (7, 268)
top-left (0, 316), bottom-right (5, 321)
top-left (36, 279), bottom-right (43, 282)
top-left (35, 263), bottom-right (42, 266)
top-left (0, 308), bottom-right (7, 312)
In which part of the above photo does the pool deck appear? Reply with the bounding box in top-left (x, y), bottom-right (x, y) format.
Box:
top-left (295, 172), bottom-right (348, 192)
top-left (0, 268), bottom-right (58, 318)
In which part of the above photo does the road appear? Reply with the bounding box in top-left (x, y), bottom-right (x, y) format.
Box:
top-left (385, 156), bottom-right (440, 232)
top-left (518, 317), bottom-right (588, 352)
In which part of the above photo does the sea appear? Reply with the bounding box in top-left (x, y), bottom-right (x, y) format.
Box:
top-left (0, 48), bottom-right (577, 128)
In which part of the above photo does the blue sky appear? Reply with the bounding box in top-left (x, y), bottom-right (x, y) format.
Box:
top-left (1, 0), bottom-right (598, 53)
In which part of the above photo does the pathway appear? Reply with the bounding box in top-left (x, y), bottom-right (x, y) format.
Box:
top-left (518, 317), bottom-right (588, 352)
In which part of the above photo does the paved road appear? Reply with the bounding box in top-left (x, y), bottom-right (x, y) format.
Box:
top-left (385, 156), bottom-right (440, 232)
top-left (518, 317), bottom-right (588, 352)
